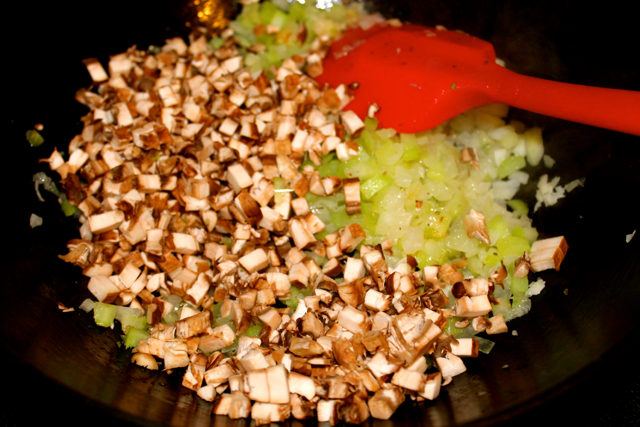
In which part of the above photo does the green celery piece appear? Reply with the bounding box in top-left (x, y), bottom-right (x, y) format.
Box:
top-left (423, 213), bottom-right (452, 239)
top-left (491, 296), bottom-right (512, 317)
top-left (244, 323), bottom-right (263, 337)
top-left (497, 155), bottom-right (526, 179)
top-left (208, 37), bottom-right (224, 50)
top-left (487, 214), bottom-right (510, 242)
top-left (443, 191), bottom-right (468, 220)
top-left (116, 306), bottom-right (147, 332)
top-left (343, 160), bottom-right (381, 182)
top-left (511, 275), bottom-right (529, 295)
top-left (326, 3), bottom-right (347, 21)
top-left (375, 141), bottom-right (403, 166)
top-left (364, 116), bottom-right (379, 132)
top-left (213, 315), bottom-right (236, 331)
top-left (443, 317), bottom-right (466, 337)
top-left (93, 302), bottom-right (117, 328)
top-left (496, 235), bottom-right (531, 258)
top-left (162, 310), bottom-right (180, 326)
top-left (283, 286), bottom-right (313, 312)
top-left (524, 127), bottom-right (544, 166)
top-left (357, 130), bottom-right (378, 155)
top-left (420, 240), bottom-right (448, 266)
top-left (269, 9), bottom-right (290, 29)
top-left (330, 207), bottom-right (350, 229)
top-left (510, 294), bottom-right (531, 317)
top-left (288, 1), bottom-right (305, 20)
top-left (511, 225), bottom-right (528, 240)
top-left (211, 301), bottom-right (223, 319)
top-left (483, 247), bottom-right (502, 267)
top-left (506, 199), bottom-right (529, 217)
top-left (124, 328), bottom-right (150, 349)
top-left (361, 173), bottom-right (393, 200)
top-left (26, 130), bottom-right (44, 147)
top-left (222, 236), bottom-right (233, 249)
top-left (59, 194), bottom-right (77, 217)
top-left (221, 336), bottom-right (240, 355)
top-left (237, 2), bottom-right (261, 28)
top-left (402, 142), bottom-right (421, 162)
top-left (259, 1), bottom-right (280, 25)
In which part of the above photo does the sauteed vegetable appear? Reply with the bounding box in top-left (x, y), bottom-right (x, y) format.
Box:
top-left (41, 1), bottom-right (569, 424)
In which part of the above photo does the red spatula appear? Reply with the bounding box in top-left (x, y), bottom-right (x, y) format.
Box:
top-left (315, 24), bottom-right (640, 136)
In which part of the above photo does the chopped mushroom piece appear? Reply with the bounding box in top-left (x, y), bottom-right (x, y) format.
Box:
top-left (530, 236), bottom-right (568, 272)
top-left (463, 209), bottom-right (491, 245)
top-left (513, 253), bottom-right (531, 278)
top-left (455, 295), bottom-right (493, 317)
top-left (449, 338), bottom-right (479, 358)
top-left (343, 178), bottom-right (361, 215)
top-left (436, 353), bottom-right (467, 378)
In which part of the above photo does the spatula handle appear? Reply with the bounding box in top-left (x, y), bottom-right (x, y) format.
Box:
top-left (494, 67), bottom-right (640, 136)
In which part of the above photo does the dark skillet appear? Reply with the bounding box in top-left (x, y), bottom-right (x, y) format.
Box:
top-left (3, 0), bottom-right (639, 426)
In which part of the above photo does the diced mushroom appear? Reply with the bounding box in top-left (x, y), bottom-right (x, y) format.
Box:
top-left (530, 236), bottom-right (568, 272)
top-left (436, 353), bottom-right (466, 378)
top-left (455, 295), bottom-right (493, 317)
top-left (463, 209), bottom-right (491, 245)
top-left (449, 338), bottom-right (479, 358)
top-left (368, 386), bottom-right (405, 420)
top-left (343, 178), bottom-right (361, 215)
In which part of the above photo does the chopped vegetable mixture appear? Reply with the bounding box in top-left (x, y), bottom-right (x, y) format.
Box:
top-left (42, 0), bottom-right (569, 424)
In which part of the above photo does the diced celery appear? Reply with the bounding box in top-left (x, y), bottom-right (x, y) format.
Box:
top-left (326, 3), bottom-right (347, 21)
top-left (487, 214), bottom-right (510, 243)
top-left (213, 315), bottom-right (236, 331)
top-left (59, 194), bottom-right (77, 217)
top-left (357, 130), bottom-right (378, 154)
top-left (524, 127), bottom-right (544, 166)
top-left (93, 302), bottom-right (117, 328)
top-left (288, 0), bottom-right (305, 20)
top-left (443, 317), bottom-right (466, 336)
top-left (376, 128), bottom-right (397, 139)
top-left (511, 275), bottom-right (529, 295)
top-left (496, 235), bottom-right (531, 258)
top-left (483, 247), bottom-right (502, 267)
top-left (162, 310), bottom-right (180, 326)
top-left (364, 116), bottom-right (378, 132)
top-left (211, 301), bottom-right (223, 319)
top-left (243, 323), bottom-right (263, 337)
top-left (375, 141), bottom-right (403, 166)
top-left (26, 130), bottom-right (44, 147)
top-left (361, 173), bottom-right (393, 200)
top-left (511, 226), bottom-right (527, 240)
top-left (343, 160), bottom-right (381, 182)
top-left (259, 1), bottom-right (280, 24)
top-left (425, 146), bottom-right (459, 182)
top-left (508, 295), bottom-right (532, 320)
top-left (421, 240), bottom-right (448, 265)
top-left (497, 155), bottom-right (526, 179)
top-left (330, 208), bottom-right (351, 230)
top-left (443, 191), bottom-right (467, 220)
top-left (506, 199), bottom-right (529, 217)
top-left (221, 336), bottom-right (240, 355)
top-left (403, 143), bottom-right (421, 162)
top-left (491, 296), bottom-right (512, 317)
top-left (283, 287), bottom-right (303, 311)
top-left (116, 306), bottom-right (147, 332)
top-left (499, 129), bottom-right (519, 149)
top-left (124, 327), bottom-right (150, 349)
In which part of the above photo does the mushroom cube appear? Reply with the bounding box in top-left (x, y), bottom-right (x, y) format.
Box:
top-left (530, 236), bottom-right (568, 272)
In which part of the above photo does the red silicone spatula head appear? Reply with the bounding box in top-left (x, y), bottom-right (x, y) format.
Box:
top-left (315, 24), bottom-right (500, 134)
top-left (315, 24), bottom-right (640, 136)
